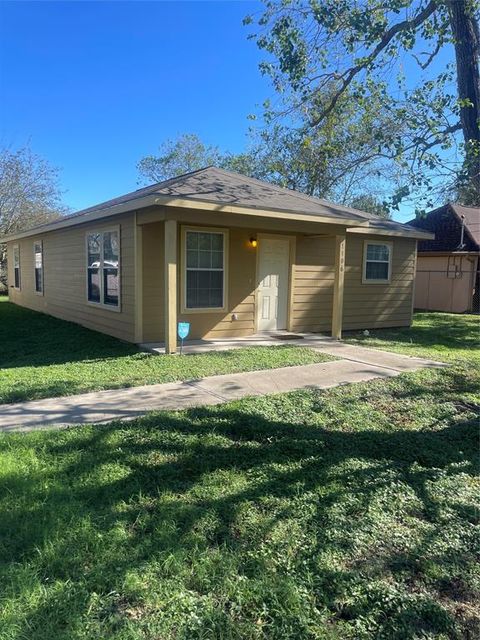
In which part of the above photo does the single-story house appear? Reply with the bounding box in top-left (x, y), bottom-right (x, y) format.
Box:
top-left (407, 203), bottom-right (479, 313)
top-left (2, 167), bottom-right (433, 352)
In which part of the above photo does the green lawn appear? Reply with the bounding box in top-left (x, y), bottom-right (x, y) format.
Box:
top-left (344, 311), bottom-right (480, 363)
top-left (0, 312), bottom-right (478, 639)
top-left (0, 297), bottom-right (332, 404)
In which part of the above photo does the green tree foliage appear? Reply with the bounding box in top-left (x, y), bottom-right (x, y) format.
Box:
top-left (246, 0), bottom-right (480, 209)
top-left (0, 145), bottom-right (65, 292)
top-left (349, 194), bottom-right (391, 218)
top-left (137, 125), bottom-right (394, 207)
top-left (137, 134), bottom-right (224, 183)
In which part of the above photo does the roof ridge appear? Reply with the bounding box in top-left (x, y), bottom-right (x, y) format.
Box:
top-left (210, 166), bottom-right (375, 220)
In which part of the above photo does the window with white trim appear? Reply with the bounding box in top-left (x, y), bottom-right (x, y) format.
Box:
top-left (34, 241), bottom-right (43, 294)
top-left (185, 230), bottom-right (225, 309)
top-left (87, 230), bottom-right (120, 307)
top-left (363, 242), bottom-right (392, 282)
top-left (13, 245), bottom-right (20, 289)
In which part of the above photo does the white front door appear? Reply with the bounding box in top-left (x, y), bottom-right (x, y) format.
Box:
top-left (257, 237), bottom-right (290, 331)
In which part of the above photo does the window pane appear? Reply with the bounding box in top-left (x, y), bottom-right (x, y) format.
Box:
top-left (186, 232), bottom-right (198, 250)
top-left (366, 262), bottom-right (389, 280)
top-left (186, 270), bottom-right (223, 308)
top-left (211, 234), bottom-right (223, 250)
top-left (88, 234), bottom-right (101, 268)
top-left (186, 250), bottom-right (198, 268)
top-left (367, 244), bottom-right (389, 262)
top-left (186, 271), bottom-right (198, 308)
top-left (13, 247), bottom-right (19, 268)
top-left (14, 267), bottom-right (20, 289)
top-left (198, 233), bottom-right (212, 250)
top-left (88, 269), bottom-right (101, 302)
top-left (211, 251), bottom-right (223, 268)
top-left (104, 231), bottom-right (119, 265)
top-left (35, 269), bottom-right (43, 293)
top-left (198, 250), bottom-right (211, 268)
top-left (103, 268), bottom-right (119, 306)
top-left (34, 246), bottom-right (42, 269)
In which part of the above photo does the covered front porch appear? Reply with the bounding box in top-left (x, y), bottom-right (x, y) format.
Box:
top-left (139, 330), bottom-right (337, 355)
top-left (133, 204), bottom-right (354, 354)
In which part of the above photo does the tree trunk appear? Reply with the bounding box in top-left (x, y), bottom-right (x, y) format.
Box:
top-left (449, 0), bottom-right (480, 193)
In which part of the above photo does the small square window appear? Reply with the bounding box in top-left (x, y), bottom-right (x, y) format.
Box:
top-left (363, 242), bottom-right (392, 283)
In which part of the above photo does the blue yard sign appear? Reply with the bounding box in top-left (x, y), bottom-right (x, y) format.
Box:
top-left (178, 322), bottom-right (190, 354)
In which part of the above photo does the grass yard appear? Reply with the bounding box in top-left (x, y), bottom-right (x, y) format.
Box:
top-left (0, 312), bottom-right (478, 639)
top-left (344, 311), bottom-right (480, 363)
top-left (0, 297), bottom-right (333, 404)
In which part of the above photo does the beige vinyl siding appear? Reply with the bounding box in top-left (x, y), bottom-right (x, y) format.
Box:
top-left (342, 235), bottom-right (416, 329)
top-left (183, 226), bottom-right (257, 340)
top-left (291, 236), bottom-right (335, 332)
top-left (291, 234), bottom-right (416, 333)
top-left (142, 222), bottom-right (165, 342)
top-left (6, 213), bottom-right (136, 342)
top-left (141, 223), bottom-right (263, 342)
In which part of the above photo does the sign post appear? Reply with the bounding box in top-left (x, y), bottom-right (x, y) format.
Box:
top-left (177, 322), bottom-right (190, 355)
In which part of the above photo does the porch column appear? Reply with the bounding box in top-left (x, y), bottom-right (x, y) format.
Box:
top-left (164, 219), bottom-right (178, 354)
top-left (331, 234), bottom-right (346, 340)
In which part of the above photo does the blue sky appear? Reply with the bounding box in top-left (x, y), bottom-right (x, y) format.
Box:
top-left (0, 1), bottom-right (456, 221)
top-left (1, 1), bottom-right (269, 210)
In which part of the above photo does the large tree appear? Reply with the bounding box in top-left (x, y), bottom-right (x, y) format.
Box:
top-left (137, 123), bottom-right (397, 207)
top-left (0, 146), bottom-right (65, 292)
top-left (137, 134), bottom-right (224, 183)
top-left (246, 0), bottom-right (480, 208)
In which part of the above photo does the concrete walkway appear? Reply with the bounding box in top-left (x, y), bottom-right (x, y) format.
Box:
top-left (0, 344), bottom-right (444, 432)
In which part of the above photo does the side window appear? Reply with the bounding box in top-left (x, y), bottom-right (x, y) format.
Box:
top-left (87, 230), bottom-right (120, 308)
top-left (363, 242), bottom-right (392, 283)
top-left (13, 245), bottom-right (20, 289)
top-left (34, 241), bottom-right (43, 294)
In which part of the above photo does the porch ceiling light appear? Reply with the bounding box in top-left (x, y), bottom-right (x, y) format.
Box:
top-left (249, 237), bottom-right (258, 248)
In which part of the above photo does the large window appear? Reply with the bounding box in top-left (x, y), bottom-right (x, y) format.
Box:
top-left (363, 241), bottom-right (392, 283)
top-left (184, 229), bottom-right (226, 310)
top-left (34, 241), bottom-right (43, 294)
top-left (13, 245), bottom-right (20, 289)
top-left (87, 229), bottom-right (120, 308)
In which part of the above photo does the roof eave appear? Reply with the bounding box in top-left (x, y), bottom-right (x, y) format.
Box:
top-left (3, 193), bottom-right (433, 243)
top-left (152, 195), bottom-right (372, 227)
top-left (347, 226), bottom-right (435, 240)
top-left (0, 194), bottom-right (161, 242)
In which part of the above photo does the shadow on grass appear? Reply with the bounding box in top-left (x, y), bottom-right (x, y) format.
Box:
top-left (1, 390), bottom-right (478, 639)
top-left (0, 300), bottom-right (138, 369)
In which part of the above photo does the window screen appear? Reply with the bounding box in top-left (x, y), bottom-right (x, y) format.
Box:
top-left (87, 230), bottom-right (119, 307)
top-left (34, 241), bottom-right (43, 293)
top-left (185, 231), bottom-right (224, 309)
top-left (364, 243), bottom-right (391, 281)
top-left (13, 245), bottom-right (20, 289)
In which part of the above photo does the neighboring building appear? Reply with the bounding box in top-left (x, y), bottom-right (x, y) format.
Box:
top-left (1, 167), bottom-right (432, 352)
top-left (408, 203), bottom-right (479, 313)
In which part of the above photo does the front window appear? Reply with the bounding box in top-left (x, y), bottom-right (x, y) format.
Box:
top-left (87, 230), bottom-right (120, 307)
top-left (185, 230), bottom-right (225, 309)
top-left (34, 241), bottom-right (43, 294)
top-left (363, 242), bottom-right (392, 283)
top-left (13, 245), bottom-right (20, 289)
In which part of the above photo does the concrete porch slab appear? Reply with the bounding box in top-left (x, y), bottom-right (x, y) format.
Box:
top-left (140, 332), bottom-right (335, 355)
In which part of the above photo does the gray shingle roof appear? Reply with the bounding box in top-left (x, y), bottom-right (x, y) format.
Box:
top-left (2, 166), bottom-right (431, 239)
top-left (47, 166), bottom-right (378, 224)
